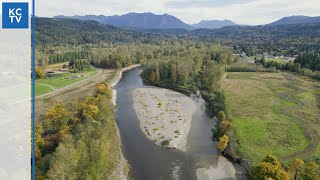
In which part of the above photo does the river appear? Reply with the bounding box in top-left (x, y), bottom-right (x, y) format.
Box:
top-left (115, 67), bottom-right (246, 180)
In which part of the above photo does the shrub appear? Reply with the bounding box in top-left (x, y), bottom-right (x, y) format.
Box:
top-left (161, 140), bottom-right (170, 147)
top-left (217, 135), bottom-right (229, 152)
top-left (219, 120), bottom-right (232, 134)
top-left (251, 155), bottom-right (290, 180)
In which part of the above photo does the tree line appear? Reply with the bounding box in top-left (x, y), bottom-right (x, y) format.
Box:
top-left (48, 50), bottom-right (89, 64)
top-left (35, 83), bottom-right (120, 179)
top-left (139, 42), bottom-right (234, 116)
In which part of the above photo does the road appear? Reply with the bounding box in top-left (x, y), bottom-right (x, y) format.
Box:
top-left (36, 68), bottom-right (103, 99)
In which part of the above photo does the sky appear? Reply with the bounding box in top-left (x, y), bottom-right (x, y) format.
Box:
top-left (37, 0), bottom-right (320, 25)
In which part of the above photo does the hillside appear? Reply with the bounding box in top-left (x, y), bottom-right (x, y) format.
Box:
top-left (55, 12), bottom-right (193, 30)
top-left (35, 17), bottom-right (167, 45)
top-left (186, 23), bottom-right (320, 54)
top-left (270, 15), bottom-right (320, 25)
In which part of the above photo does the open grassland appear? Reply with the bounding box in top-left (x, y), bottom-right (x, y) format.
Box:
top-left (35, 69), bottom-right (116, 119)
top-left (223, 72), bottom-right (320, 165)
top-left (35, 70), bottom-right (97, 96)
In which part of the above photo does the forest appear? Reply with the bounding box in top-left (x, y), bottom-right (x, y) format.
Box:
top-left (35, 83), bottom-right (121, 179)
top-left (35, 17), bottom-right (320, 179)
top-left (186, 23), bottom-right (320, 56)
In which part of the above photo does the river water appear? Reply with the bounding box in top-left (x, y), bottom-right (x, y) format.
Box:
top-left (115, 67), bottom-right (245, 180)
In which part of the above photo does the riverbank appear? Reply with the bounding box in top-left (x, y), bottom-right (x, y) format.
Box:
top-left (133, 87), bottom-right (196, 151)
top-left (110, 64), bottom-right (141, 179)
top-left (111, 64), bottom-right (141, 87)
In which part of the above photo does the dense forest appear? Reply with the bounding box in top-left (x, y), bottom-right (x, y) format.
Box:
top-left (35, 17), bottom-right (170, 46)
top-left (36, 17), bottom-right (320, 57)
top-left (35, 83), bottom-right (120, 179)
top-left (295, 52), bottom-right (320, 71)
top-left (186, 23), bottom-right (320, 56)
top-left (48, 50), bottom-right (89, 64)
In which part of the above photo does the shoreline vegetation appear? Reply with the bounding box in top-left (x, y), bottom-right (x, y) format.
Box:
top-left (35, 65), bottom-right (141, 180)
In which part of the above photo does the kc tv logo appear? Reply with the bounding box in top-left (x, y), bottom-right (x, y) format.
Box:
top-left (2, 2), bottom-right (29, 29)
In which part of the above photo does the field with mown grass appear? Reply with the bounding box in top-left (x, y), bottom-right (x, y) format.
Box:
top-left (223, 72), bottom-right (320, 165)
top-left (35, 69), bottom-right (97, 96)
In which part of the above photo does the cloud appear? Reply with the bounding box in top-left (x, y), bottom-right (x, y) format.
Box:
top-left (36, 0), bottom-right (320, 25)
top-left (165, 0), bottom-right (255, 8)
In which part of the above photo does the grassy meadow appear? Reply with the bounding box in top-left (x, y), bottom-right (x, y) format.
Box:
top-left (223, 72), bottom-right (320, 165)
top-left (35, 70), bottom-right (97, 96)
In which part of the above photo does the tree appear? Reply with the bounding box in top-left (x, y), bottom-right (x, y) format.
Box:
top-left (35, 124), bottom-right (44, 158)
top-left (251, 155), bottom-right (290, 180)
top-left (97, 84), bottom-right (106, 94)
top-left (252, 162), bottom-right (290, 180)
top-left (82, 105), bottom-right (99, 120)
top-left (263, 155), bottom-right (281, 167)
top-left (290, 158), bottom-right (305, 180)
top-left (104, 83), bottom-right (112, 100)
top-left (217, 111), bottom-right (226, 121)
top-left (219, 120), bottom-right (232, 134)
top-left (35, 67), bottom-right (45, 79)
top-left (47, 135), bottom-right (81, 179)
top-left (45, 104), bottom-right (70, 133)
top-left (217, 135), bottom-right (229, 152)
top-left (300, 161), bottom-right (320, 180)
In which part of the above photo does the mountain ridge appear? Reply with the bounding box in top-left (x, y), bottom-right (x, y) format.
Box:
top-left (55, 12), bottom-right (193, 30)
top-left (192, 19), bottom-right (237, 29)
top-left (55, 13), bottom-right (320, 30)
top-left (269, 15), bottom-right (320, 25)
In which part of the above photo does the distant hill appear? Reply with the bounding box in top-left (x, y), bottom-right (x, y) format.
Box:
top-left (35, 17), bottom-right (169, 45)
top-left (55, 12), bottom-right (193, 30)
top-left (192, 20), bottom-right (237, 29)
top-left (270, 15), bottom-right (320, 25)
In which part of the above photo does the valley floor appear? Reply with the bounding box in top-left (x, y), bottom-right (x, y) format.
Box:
top-left (223, 72), bottom-right (320, 164)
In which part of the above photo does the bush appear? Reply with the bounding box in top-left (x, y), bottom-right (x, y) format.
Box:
top-left (217, 135), bottom-right (229, 152)
top-left (35, 67), bottom-right (46, 79)
top-left (161, 140), bottom-right (170, 147)
top-left (251, 155), bottom-right (290, 180)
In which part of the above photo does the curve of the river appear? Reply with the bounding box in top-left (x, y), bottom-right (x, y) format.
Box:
top-left (115, 67), bottom-right (246, 180)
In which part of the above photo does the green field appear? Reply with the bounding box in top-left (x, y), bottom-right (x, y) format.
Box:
top-left (223, 72), bottom-right (320, 165)
top-left (35, 70), bottom-right (97, 96)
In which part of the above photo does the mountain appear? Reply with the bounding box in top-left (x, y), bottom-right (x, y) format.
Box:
top-left (270, 15), bottom-right (320, 25)
top-left (192, 20), bottom-right (237, 29)
top-left (55, 12), bottom-right (193, 30)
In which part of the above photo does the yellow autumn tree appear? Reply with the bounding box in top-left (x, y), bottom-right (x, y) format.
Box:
top-left (217, 111), bottom-right (226, 121)
top-left (217, 135), bottom-right (229, 152)
top-left (45, 104), bottom-right (70, 132)
top-left (289, 158), bottom-right (305, 180)
top-left (35, 67), bottom-right (45, 79)
top-left (300, 161), bottom-right (320, 180)
top-left (35, 124), bottom-right (44, 158)
top-left (97, 84), bottom-right (106, 94)
top-left (252, 155), bottom-right (290, 180)
top-left (83, 105), bottom-right (99, 120)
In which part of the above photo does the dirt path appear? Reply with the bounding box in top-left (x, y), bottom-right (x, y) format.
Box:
top-left (35, 83), bottom-right (55, 90)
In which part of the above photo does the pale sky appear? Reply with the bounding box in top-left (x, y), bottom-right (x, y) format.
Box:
top-left (37, 0), bottom-right (320, 25)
